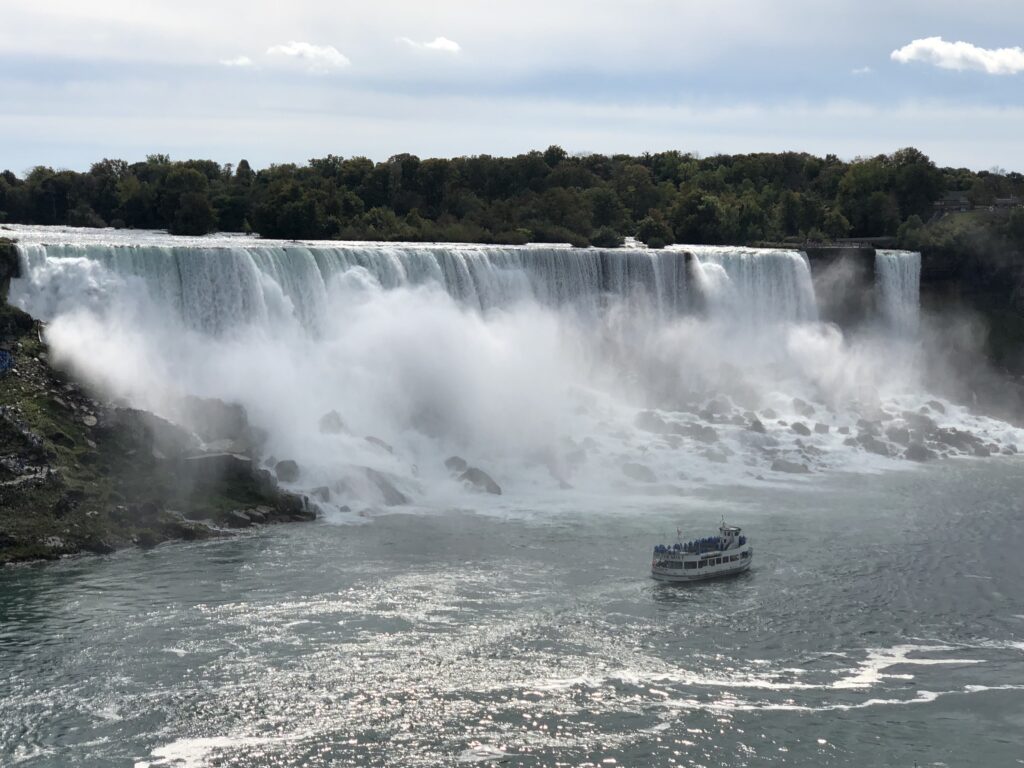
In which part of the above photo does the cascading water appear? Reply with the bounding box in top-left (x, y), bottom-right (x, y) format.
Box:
top-left (687, 246), bottom-right (819, 323)
top-left (5, 225), bottom-right (1020, 514)
top-left (875, 249), bottom-right (922, 335)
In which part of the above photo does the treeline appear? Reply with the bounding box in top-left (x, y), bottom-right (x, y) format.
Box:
top-left (1, 147), bottom-right (1023, 247)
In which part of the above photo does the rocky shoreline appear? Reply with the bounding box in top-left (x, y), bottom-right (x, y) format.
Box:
top-left (0, 239), bottom-right (316, 565)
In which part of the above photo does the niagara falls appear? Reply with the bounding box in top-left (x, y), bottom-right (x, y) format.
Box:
top-left (3, 2), bottom-right (1024, 766)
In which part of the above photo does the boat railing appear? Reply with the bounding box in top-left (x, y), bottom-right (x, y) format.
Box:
top-left (652, 534), bottom-right (747, 556)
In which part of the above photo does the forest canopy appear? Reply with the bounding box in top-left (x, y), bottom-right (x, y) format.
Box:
top-left (1, 148), bottom-right (1021, 249)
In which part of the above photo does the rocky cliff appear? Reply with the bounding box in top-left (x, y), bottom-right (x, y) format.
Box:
top-left (0, 252), bottom-right (316, 565)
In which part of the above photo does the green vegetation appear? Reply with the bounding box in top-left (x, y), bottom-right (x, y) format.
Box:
top-left (4, 147), bottom-right (1018, 246)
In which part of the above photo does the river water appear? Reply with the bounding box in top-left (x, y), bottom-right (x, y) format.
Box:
top-left (3, 459), bottom-right (1023, 767)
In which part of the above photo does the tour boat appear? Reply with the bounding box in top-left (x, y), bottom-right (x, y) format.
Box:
top-left (651, 523), bottom-right (752, 582)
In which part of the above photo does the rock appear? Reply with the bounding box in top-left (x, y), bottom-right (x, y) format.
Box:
top-left (182, 451), bottom-right (254, 476)
top-left (635, 410), bottom-right (671, 434)
top-left (771, 459), bottom-right (810, 474)
top-left (791, 422), bottom-right (812, 436)
top-left (926, 400), bottom-right (947, 415)
top-left (762, 408), bottom-right (778, 419)
top-left (706, 397), bottom-right (734, 417)
top-left (245, 508), bottom-right (267, 524)
top-left (622, 462), bottom-right (658, 482)
top-left (459, 466), bottom-right (502, 495)
top-left (748, 419), bottom-right (766, 434)
top-left (318, 410), bottom-right (347, 435)
top-left (673, 423), bottom-right (718, 444)
top-left (365, 436), bottom-right (394, 454)
top-left (703, 449), bottom-right (729, 464)
top-left (814, 423), bottom-right (830, 434)
top-left (904, 444), bottom-right (936, 462)
top-left (792, 398), bottom-right (816, 418)
top-left (934, 428), bottom-right (982, 453)
top-left (108, 408), bottom-right (201, 460)
top-left (885, 426), bottom-right (911, 446)
top-left (275, 459), bottom-right (300, 483)
top-left (224, 510), bottom-right (252, 528)
top-left (180, 396), bottom-right (252, 446)
top-left (856, 419), bottom-right (881, 435)
top-left (444, 456), bottom-right (468, 474)
top-left (838, 426), bottom-right (850, 435)
top-left (364, 467), bottom-right (412, 505)
top-left (973, 445), bottom-right (991, 458)
top-left (311, 486), bottom-right (331, 503)
top-left (857, 435), bottom-right (891, 456)
top-left (81, 414), bottom-right (97, 427)
top-left (902, 411), bottom-right (937, 435)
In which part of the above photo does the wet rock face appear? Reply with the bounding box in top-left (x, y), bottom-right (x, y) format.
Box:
top-left (318, 410), bottom-right (347, 435)
top-left (905, 444), bottom-right (936, 462)
top-left (622, 462), bottom-right (657, 483)
top-left (771, 459), bottom-right (810, 474)
top-left (460, 466), bottom-right (502, 494)
top-left (275, 459), bottom-right (300, 483)
top-left (635, 410), bottom-right (671, 434)
top-left (444, 456), bottom-right (468, 474)
top-left (363, 467), bottom-right (411, 505)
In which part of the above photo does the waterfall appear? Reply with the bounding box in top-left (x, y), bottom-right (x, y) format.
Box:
top-left (875, 250), bottom-right (921, 335)
top-left (9, 228), bottom-right (833, 336)
top-left (11, 237), bottom-right (699, 334)
top-left (687, 246), bottom-right (819, 323)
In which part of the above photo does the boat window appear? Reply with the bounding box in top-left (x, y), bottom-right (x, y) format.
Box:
top-left (685, 562), bottom-right (697, 569)
top-left (698, 561), bottom-right (706, 568)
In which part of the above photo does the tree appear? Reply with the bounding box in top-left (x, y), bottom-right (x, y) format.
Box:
top-left (636, 212), bottom-right (673, 248)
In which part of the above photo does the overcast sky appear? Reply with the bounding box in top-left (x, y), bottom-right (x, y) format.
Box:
top-left (1, 0), bottom-right (1022, 172)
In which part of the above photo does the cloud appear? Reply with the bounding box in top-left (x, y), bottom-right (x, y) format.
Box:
top-left (851, 66), bottom-right (872, 76)
top-left (399, 36), bottom-right (462, 54)
top-left (891, 36), bottom-right (1024, 75)
top-left (266, 41), bottom-right (351, 73)
top-left (219, 56), bottom-right (254, 68)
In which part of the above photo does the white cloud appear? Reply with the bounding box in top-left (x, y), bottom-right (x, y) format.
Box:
top-left (891, 36), bottom-right (1024, 75)
top-left (219, 55), bottom-right (254, 68)
top-left (399, 36), bottom-right (461, 53)
top-left (266, 41), bottom-right (350, 73)
top-left (851, 66), bottom-right (872, 76)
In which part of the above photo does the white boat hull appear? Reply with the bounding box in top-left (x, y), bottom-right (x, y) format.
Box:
top-left (651, 555), bottom-right (752, 582)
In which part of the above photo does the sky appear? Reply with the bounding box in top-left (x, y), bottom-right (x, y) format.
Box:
top-left (1, 0), bottom-right (1022, 173)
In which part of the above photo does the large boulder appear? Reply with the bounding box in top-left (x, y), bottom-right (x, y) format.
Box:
top-left (459, 466), bottom-right (502, 495)
top-left (318, 410), bottom-right (347, 435)
top-left (857, 435), bottom-right (891, 457)
top-left (674, 423), bottom-right (718, 444)
top-left (365, 436), bottom-right (394, 454)
top-left (635, 410), bottom-right (671, 434)
top-left (444, 456), bottom-right (468, 474)
top-left (275, 459), bottom-right (300, 483)
top-left (885, 426), bottom-right (911, 446)
top-left (791, 422), bottom-right (812, 436)
top-left (792, 398), bottom-right (816, 418)
top-left (904, 444), bottom-right (936, 462)
top-left (363, 467), bottom-right (412, 505)
top-left (622, 462), bottom-right (657, 482)
top-left (107, 409), bottom-right (200, 460)
top-left (180, 396), bottom-right (251, 446)
top-left (771, 459), bottom-right (810, 474)
top-left (180, 452), bottom-right (254, 485)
